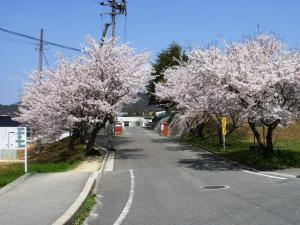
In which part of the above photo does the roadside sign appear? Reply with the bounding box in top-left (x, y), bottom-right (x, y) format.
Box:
top-left (221, 117), bottom-right (226, 136)
top-left (0, 127), bottom-right (28, 173)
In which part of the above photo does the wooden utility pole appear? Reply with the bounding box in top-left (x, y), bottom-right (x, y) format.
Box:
top-left (111, 0), bottom-right (116, 39)
top-left (100, 0), bottom-right (127, 40)
top-left (39, 29), bottom-right (44, 72)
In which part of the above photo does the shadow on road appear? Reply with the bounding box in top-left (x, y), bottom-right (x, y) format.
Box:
top-left (115, 148), bottom-right (148, 160)
top-left (178, 152), bottom-right (250, 171)
top-left (151, 138), bottom-right (174, 144)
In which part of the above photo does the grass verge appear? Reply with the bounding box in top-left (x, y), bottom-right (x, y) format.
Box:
top-left (0, 137), bottom-right (85, 188)
top-left (72, 195), bottom-right (97, 225)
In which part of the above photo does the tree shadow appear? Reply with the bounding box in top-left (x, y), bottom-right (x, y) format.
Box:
top-left (178, 152), bottom-right (251, 171)
top-left (96, 134), bottom-right (133, 149)
top-left (151, 138), bottom-right (175, 144)
top-left (115, 148), bottom-right (148, 160)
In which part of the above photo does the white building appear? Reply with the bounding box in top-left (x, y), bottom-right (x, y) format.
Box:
top-left (116, 116), bottom-right (152, 127)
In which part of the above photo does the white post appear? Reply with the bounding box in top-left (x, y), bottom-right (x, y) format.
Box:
top-left (24, 127), bottom-right (28, 173)
top-left (24, 145), bottom-right (28, 173)
top-left (223, 135), bottom-right (226, 150)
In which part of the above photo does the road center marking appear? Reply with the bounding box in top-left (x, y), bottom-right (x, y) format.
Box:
top-left (113, 169), bottom-right (135, 225)
top-left (104, 152), bottom-right (114, 172)
top-left (243, 170), bottom-right (287, 180)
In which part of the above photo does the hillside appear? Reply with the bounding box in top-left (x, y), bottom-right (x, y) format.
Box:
top-left (0, 104), bottom-right (18, 115)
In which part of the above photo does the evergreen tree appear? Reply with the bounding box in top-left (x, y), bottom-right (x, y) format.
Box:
top-left (147, 43), bottom-right (188, 107)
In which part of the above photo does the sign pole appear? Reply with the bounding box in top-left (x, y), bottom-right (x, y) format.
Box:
top-left (24, 144), bottom-right (28, 173)
top-left (221, 116), bottom-right (227, 150)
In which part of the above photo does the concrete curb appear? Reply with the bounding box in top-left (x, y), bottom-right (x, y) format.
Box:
top-left (92, 147), bottom-right (109, 195)
top-left (52, 149), bottom-right (109, 225)
top-left (52, 172), bottom-right (97, 225)
top-left (0, 173), bottom-right (30, 195)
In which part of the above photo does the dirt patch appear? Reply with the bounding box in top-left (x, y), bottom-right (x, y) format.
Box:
top-left (71, 156), bottom-right (104, 172)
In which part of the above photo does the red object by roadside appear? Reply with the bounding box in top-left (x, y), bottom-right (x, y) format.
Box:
top-left (114, 122), bottom-right (123, 135)
top-left (161, 122), bottom-right (169, 136)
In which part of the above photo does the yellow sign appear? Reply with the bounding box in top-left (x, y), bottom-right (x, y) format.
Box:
top-left (221, 116), bottom-right (226, 136)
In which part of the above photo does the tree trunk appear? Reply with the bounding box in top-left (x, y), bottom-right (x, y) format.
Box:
top-left (195, 122), bottom-right (205, 138)
top-left (265, 122), bottom-right (278, 153)
top-left (191, 122), bottom-right (206, 138)
top-left (227, 123), bottom-right (237, 136)
top-left (265, 126), bottom-right (274, 153)
top-left (248, 119), bottom-right (264, 151)
top-left (78, 128), bottom-right (88, 144)
top-left (85, 123), bottom-right (104, 154)
top-left (68, 130), bottom-right (78, 151)
top-left (36, 139), bottom-right (43, 153)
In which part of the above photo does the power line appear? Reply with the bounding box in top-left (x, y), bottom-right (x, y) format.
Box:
top-left (0, 27), bottom-right (81, 52)
top-left (43, 51), bottom-right (49, 67)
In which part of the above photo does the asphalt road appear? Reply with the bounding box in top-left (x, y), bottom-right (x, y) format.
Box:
top-left (86, 127), bottom-right (300, 225)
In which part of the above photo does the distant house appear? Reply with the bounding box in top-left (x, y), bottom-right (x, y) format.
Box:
top-left (0, 115), bottom-right (21, 127)
top-left (116, 116), bottom-right (152, 127)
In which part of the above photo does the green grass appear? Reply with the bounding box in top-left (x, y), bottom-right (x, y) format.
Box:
top-left (184, 132), bottom-right (300, 171)
top-left (0, 164), bottom-right (24, 188)
top-left (0, 137), bottom-right (85, 188)
top-left (72, 195), bottom-right (97, 225)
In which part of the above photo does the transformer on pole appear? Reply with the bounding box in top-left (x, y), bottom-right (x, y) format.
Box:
top-left (100, 0), bottom-right (127, 40)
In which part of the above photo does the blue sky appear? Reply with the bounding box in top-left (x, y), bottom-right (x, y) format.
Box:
top-left (1, 0), bottom-right (300, 104)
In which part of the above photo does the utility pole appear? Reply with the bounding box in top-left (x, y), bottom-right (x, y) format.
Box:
top-left (37, 28), bottom-right (44, 153)
top-left (100, 0), bottom-right (127, 40)
top-left (39, 29), bottom-right (44, 72)
top-left (111, 0), bottom-right (116, 39)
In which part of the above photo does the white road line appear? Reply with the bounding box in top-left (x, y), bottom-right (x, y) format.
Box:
top-left (243, 170), bottom-right (287, 180)
top-left (261, 171), bottom-right (297, 179)
top-left (113, 169), bottom-right (135, 225)
top-left (104, 152), bottom-right (115, 172)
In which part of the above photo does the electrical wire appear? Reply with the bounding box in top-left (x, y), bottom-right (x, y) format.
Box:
top-left (0, 27), bottom-right (81, 52)
top-left (43, 51), bottom-right (50, 67)
top-left (0, 35), bottom-right (36, 46)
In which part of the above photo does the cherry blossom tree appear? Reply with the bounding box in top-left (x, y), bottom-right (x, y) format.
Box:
top-left (17, 38), bottom-right (150, 153)
top-left (156, 34), bottom-right (300, 152)
top-left (155, 47), bottom-right (242, 143)
top-left (226, 34), bottom-right (300, 153)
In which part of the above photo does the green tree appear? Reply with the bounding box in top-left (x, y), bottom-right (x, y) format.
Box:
top-left (147, 43), bottom-right (188, 107)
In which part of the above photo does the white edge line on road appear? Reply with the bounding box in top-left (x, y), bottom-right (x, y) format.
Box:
top-left (242, 170), bottom-right (287, 180)
top-left (261, 171), bottom-right (297, 179)
top-left (113, 169), bottom-right (135, 225)
top-left (104, 151), bottom-right (115, 172)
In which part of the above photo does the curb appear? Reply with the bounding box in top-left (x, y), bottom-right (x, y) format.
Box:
top-left (52, 172), bottom-right (97, 225)
top-left (92, 147), bottom-right (109, 195)
top-left (52, 149), bottom-right (109, 225)
top-left (0, 173), bottom-right (30, 195)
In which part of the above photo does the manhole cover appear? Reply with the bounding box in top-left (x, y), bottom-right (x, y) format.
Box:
top-left (201, 185), bottom-right (230, 190)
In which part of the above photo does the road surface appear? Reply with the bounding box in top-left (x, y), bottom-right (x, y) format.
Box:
top-left (87, 127), bottom-right (300, 225)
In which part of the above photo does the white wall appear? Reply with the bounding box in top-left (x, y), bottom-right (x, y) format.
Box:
top-left (116, 117), bottom-right (152, 127)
